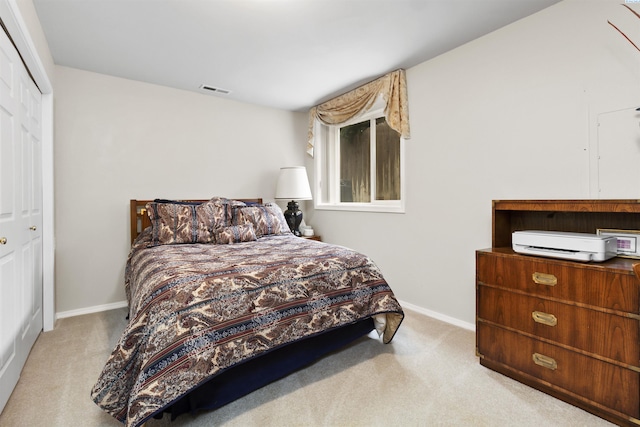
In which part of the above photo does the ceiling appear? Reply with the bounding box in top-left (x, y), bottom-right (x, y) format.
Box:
top-left (33, 0), bottom-right (560, 112)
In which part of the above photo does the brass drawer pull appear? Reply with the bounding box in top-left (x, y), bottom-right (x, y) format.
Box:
top-left (532, 311), bottom-right (557, 327)
top-left (532, 352), bottom-right (557, 370)
top-left (532, 272), bottom-right (557, 286)
top-left (0, 237), bottom-right (6, 245)
top-left (29, 226), bottom-right (37, 231)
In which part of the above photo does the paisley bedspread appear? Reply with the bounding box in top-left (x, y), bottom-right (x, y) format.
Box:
top-left (91, 230), bottom-right (404, 427)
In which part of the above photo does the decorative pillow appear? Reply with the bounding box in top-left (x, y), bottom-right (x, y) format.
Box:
top-left (146, 199), bottom-right (218, 245)
top-left (235, 203), bottom-right (291, 237)
top-left (214, 223), bottom-right (257, 244)
top-left (209, 197), bottom-right (249, 229)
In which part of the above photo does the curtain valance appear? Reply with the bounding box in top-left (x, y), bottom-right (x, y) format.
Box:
top-left (307, 69), bottom-right (410, 156)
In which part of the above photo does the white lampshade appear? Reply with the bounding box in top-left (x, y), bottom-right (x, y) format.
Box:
top-left (275, 166), bottom-right (312, 200)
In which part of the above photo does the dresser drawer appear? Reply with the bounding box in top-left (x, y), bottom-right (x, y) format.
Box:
top-left (477, 323), bottom-right (640, 418)
top-left (477, 285), bottom-right (640, 366)
top-left (477, 251), bottom-right (639, 313)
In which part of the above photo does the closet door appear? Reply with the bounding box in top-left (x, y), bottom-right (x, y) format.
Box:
top-left (0, 26), bottom-right (43, 413)
top-left (18, 64), bottom-right (43, 370)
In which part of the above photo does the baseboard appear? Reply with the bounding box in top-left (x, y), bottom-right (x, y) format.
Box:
top-left (56, 300), bottom-right (128, 320)
top-left (54, 299), bottom-right (475, 332)
top-left (399, 300), bottom-right (475, 331)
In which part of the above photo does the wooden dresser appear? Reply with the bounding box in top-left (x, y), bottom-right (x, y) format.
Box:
top-left (476, 200), bottom-right (640, 426)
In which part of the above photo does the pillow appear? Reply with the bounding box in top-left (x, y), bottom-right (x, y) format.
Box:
top-left (235, 203), bottom-right (291, 237)
top-left (214, 223), bottom-right (257, 244)
top-left (146, 199), bottom-right (218, 245)
top-left (209, 197), bottom-right (249, 229)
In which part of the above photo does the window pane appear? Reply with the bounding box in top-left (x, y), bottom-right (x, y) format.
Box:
top-left (340, 120), bottom-right (370, 203)
top-left (375, 117), bottom-right (401, 200)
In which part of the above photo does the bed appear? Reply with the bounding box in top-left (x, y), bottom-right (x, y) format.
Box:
top-left (91, 197), bottom-right (404, 427)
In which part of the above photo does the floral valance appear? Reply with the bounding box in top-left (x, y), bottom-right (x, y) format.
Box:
top-left (307, 69), bottom-right (411, 156)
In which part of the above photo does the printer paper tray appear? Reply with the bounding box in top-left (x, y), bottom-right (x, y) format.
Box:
top-left (514, 245), bottom-right (595, 262)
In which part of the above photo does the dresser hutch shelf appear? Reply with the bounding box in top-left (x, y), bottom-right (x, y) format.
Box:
top-left (477, 200), bottom-right (640, 426)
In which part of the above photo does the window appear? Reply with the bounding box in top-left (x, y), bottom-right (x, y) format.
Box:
top-left (314, 108), bottom-right (405, 213)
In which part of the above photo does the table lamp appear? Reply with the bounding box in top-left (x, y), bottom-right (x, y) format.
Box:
top-left (275, 166), bottom-right (312, 236)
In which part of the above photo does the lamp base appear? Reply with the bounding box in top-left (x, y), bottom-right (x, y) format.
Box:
top-left (283, 200), bottom-right (303, 236)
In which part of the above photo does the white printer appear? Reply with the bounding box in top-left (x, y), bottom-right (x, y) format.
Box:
top-left (512, 230), bottom-right (617, 262)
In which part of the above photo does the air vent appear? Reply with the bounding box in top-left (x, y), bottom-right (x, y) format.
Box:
top-left (199, 84), bottom-right (231, 95)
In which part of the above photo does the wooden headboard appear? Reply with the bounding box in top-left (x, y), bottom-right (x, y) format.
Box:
top-left (130, 198), bottom-right (263, 244)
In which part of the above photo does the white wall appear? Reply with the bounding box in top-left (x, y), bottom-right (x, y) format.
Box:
top-left (54, 66), bottom-right (307, 314)
top-left (15, 0), bottom-right (55, 82)
top-left (307, 0), bottom-right (640, 327)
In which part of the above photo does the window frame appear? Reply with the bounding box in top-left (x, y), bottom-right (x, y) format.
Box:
top-left (313, 107), bottom-right (406, 213)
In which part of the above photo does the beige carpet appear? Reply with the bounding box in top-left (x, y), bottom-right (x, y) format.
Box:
top-left (0, 308), bottom-right (614, 427)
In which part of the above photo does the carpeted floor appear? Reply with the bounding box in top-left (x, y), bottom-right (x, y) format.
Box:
top-left (0, 308), bottom-right (614, 427)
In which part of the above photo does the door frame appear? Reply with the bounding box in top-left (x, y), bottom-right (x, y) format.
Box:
top-left (0, 1), bottom-right (54, 331)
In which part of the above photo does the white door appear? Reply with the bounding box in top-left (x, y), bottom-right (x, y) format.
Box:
top-left (596, 107), bottom-right (640, 198)
top-left (0, 25), bottom-right (43, 412)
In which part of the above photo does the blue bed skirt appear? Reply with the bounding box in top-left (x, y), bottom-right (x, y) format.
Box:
top-left (155, 317), bottom-right (376, 421)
